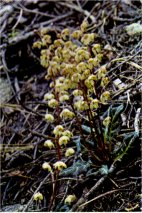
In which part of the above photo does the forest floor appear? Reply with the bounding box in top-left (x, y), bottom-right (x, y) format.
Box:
top-left (0, 0), bottom-right (141, 212)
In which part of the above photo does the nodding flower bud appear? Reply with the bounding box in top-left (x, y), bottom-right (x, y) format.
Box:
top-left (48, 99), bottom-right (58, 108)
top-left (101, 77), bottom-right (109, 87)
top-left (71, 30), bottom-right (82, 39)
top-left (54, 39), bottom-right (64, 47)
top-left (33, 192), bottom-right (43, 201)
top-left (45, 114), bottom-right (54, 123)
top-left (97, 53), bottom-right (103, 62)
top-left (64, 41), bottom-right (73, 48)
top-left (65, 148), bottom-right (75, 157)
top-left (33, 41), bottom-right (42, 49)
top-left (90, 99), bottom-right (99, 109)
top-left (77, 62), bottom-right (87, 73)
top-left (53, 161), bottom-right (67, 171)
top-left (53, 125), bottom-right (64, 136)
top-left (87, 58), bottom-right (98, 69)
top-left (61, 28), bottom-right (70, 40)
top-left (74, 100), bottom-right (89, 111)
top-left (92, 44), bottom-right (101, 55)
top-left (80, 20), bottom-right (88, 32)
top-left (64, 195), bottom-right (77, 205)
top-left (97, 66), bottom-right (107, 79)
top-left (81, 69), bottom-right (91, 80)
top-left (61, 130), bottom-right (73, 138)
top-left (44, 93), bottom-right (55, 101)
top-left (40, 28), bottom-right (48, 36)
top-left (100, 91), bottom-right (110, 104)
top-left (42, 34), bottom-right (52, 45)
top-left (88, 75), bottom-right (97, 81)
top-left (81, 33), bottom-right (95, 45)
top-left (59, 94), bottom-right (69, 102)
top-left (72, 89), bottom-right (83, 96)
top-left (103, 116), bottom-right (111, 127)
top-left (44, 140), bottom-right (55, 149)
top-left (60, 109), bottom-right (75, 120)
top-left (71, 73), bottom-right (81, 83)
top-left (59, 135), bottom-right (70, 146)
top-left (42, 162), bottom-right (52, 172)
top-left (84, 78), bottom-right (94, 89)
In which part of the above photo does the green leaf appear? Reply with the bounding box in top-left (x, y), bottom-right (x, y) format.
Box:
top-left (82, 125), bottom-right (91, 134)
top-left (99, 165), bottom-right (109, 175)
top-left (56, 204), bottom-right (70, 212)
top-left (114, 132), bottom-right (138, 162)
top-left (73, 136), bottom-right (81, 152)
top-left (112, 105), bottom-right (124, 123)
top-left (60, 160), bottom-right (91, 177)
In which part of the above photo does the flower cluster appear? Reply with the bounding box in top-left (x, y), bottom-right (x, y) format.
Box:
top-left (33, 20), bottom-right (112, 185)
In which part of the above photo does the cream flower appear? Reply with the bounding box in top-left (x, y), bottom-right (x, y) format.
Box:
top-left (33, 192), bottom-right (43, 201)
top-left (54, 39), bottom-right (64, 47)
top-left (97, 66), bottom-right (107, 79)
top-left (53, 125), bottom-right (64, 136)
top-left (59, 136), bottom-right (70, 146)
top-left (74, 100), bottom-right (88, 111)
top-left (81, 69), bottom-right (90, 80)
top-left (71, 73), bottom-right (81, 83)
top-left (92, 43), bottom-right (101, 55)
top-left (60, 109), bottom-right (75, 120)
top-left (101, 77), bottom-right (109, 87)
top-left (90, 99), bottom-right (99, 109)
top-left (87, 58), bottom-right (98, 69)
top-left (72, 89), bottom-right (83, 97)
top-left (48, 99), bottom-right (58, 108)
top-left (33, 41), bottom-right (42, 49)
top-left (42, 162), bottom-right (52, 172)
top-left (45, 114), bottom-right (54, 123)
top-left (61, 28), bottom-right (70, 40)
top-left (62, 130), bottom-right (73, 138)
top-left (80, 20), bottom-right (88, 32)
top-left (44, 140), bottom-right (55, 149)
top-left (84, 78), bottom-right (94, 89)
top-left (100, 91), bottom-right (110, 104)
top-left (59, 94), bottom-right (69, 102)
top-left (65, 148), bottom-right (75, 157)
top-left (64, 195), bottom-right (77, 205)
top-left (44, 93), bottom-right (54, 101)
top-left (71, 30), bottom-right (82, 39)
top-left (103, 116), bottom-right (111, 127)
top-left (42, 34), bottom-right (52, 45)
top-left (53, 161), bottom-right (67, 171)
top-left (81, 33), bottom-right (95, 45)
top-left (76, 62), bottom-right (87, 73)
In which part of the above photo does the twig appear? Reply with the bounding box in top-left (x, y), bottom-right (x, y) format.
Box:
top-left (79, 188), bottom-right (129, 208)
top-left (12, 8), bottom-right (23, 29)
top-left (15, 3), bottom-right (56, 18)
top-left (108, 49), bottom-right (142, 75)
top-left (58, 2), bottom-right (96, 22)
top-left (134, 108), bottom-right (141, 136)
top-left (112, 74), bottom-right (142, 99)
top-left (7, 11), bottom-right (72, 46)
top-left (1, 49), bottom-right (19, 104)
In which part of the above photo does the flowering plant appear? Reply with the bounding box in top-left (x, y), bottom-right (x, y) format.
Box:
top-left (33, 20), bottom-right (112, 164)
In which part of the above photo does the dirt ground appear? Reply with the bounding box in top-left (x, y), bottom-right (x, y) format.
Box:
top-left (0, 0), bottom-right (141, 212)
